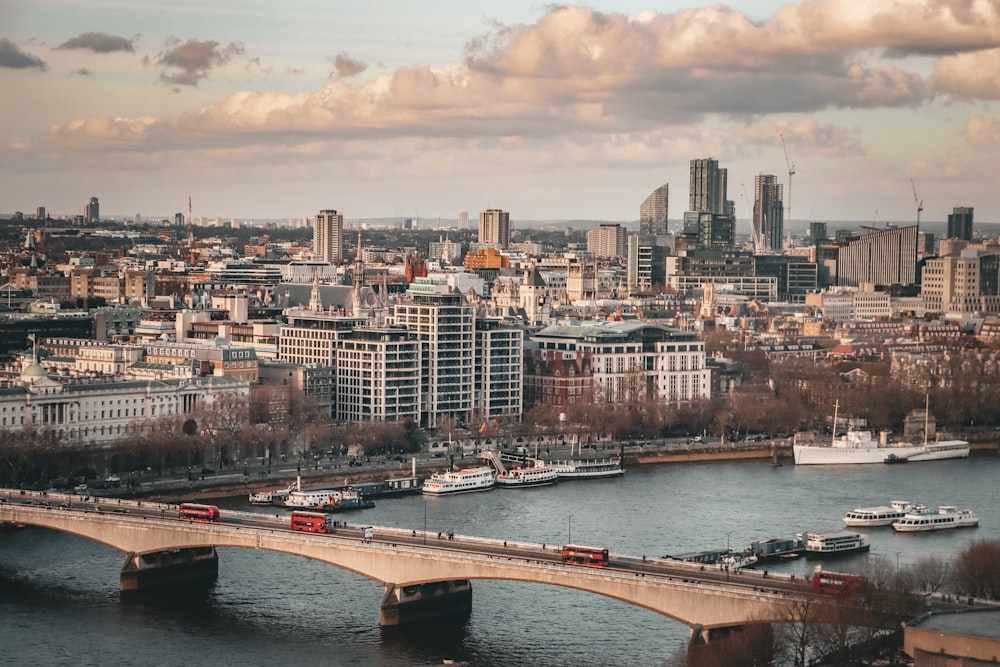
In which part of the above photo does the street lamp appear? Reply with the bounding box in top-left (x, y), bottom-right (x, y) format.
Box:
top-left (725, 530), bottom-right (734, 553)
top-left (423, 500), bottom-right (428, 546)
top-left (568, 515), bottom-right (573, 545)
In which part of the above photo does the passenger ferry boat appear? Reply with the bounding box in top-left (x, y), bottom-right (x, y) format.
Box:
top-left (248, 482), bottom-right (295, 505)
top-left (495, 463), bottom-right (558, 488)
top-left (422, 466), bottom-right (496, 495)
top-left (804, 531), bottom-right (870, 558)
top-left (843, 500), bottom-right (923, 527)
top-left (282, 487), bottom-right (375, 511)
top-left (892, 505), bottom-right (979, 532)
top-left (548, 457), bottom-right (624, 480)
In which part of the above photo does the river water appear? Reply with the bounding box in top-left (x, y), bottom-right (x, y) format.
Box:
top-left (2, 456), bottom-right (998, 667)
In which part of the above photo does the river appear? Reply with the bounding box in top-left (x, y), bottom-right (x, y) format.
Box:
top-left (2, 457), bottom-right (998, 667)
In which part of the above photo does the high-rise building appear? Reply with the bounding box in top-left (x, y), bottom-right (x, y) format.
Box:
top-left (689, 159), bottom-right (728, 215)
top-left (753, 174), bottom-right (784, 251)
top-left (478, 209), bottom-right (511, 249)
top-left (86, 197), bottom-right (100, 223)
top-left (314, 209), bottom-right (344, 264)
top-left (947, 206), bottom-right (974, 241)
top-left (586, 223), bottom-right (628, 258)
top-left (837, 226), bottom-right (918, 288)
top-left (36, 206), bottom-right (46, 221)
top-left (640, 184), bottom-right (669, 236)
top-left (458, 211), bottom-right (469, 230)
top-left (808, 221), bottom-right (828, 245)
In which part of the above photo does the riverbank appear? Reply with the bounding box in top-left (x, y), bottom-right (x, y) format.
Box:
top-left (100, 437), bottom-right (998, 504)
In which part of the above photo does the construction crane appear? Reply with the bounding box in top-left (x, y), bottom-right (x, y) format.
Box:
top-left (741, 184), bottom-right (765, 253)
top-left (780, 133), bottom-right (795, 225)
top-left (910, 179), bottom-right (923, 226)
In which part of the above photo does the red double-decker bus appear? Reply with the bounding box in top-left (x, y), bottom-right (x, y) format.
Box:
top-left (811, 571), bottom-right (863, 597)
top-left (178, 503), bottom-right (221, 522)
top-left (561, 544), bottom-right (610, 567)
top-left (290, 511), bottom-right (332, 533)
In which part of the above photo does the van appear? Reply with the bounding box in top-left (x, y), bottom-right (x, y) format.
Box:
top-left (688, 435), bottom-right (703, 444)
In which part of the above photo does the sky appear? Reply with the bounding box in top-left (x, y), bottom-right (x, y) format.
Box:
top-left (1, 0), bottom-right (999, 225)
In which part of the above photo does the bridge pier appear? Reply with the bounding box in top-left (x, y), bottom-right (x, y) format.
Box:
top-left (688, 623), bottom-right (775, 665)
top-left (379, 580), bottom-right (472, 626)
top-left (120, 547), bottom-right (219, 592)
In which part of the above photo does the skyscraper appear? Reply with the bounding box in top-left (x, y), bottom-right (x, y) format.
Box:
top-left (587, 224), bottom-right (628, 258)
top-left (86, 196), bottom-right (100, 223)
top-left (640, 184), bottom-right (669, 236)
top-left (314, 209), bottom-right (344, 264)
top-left (947, 206), bottom-right (974, 241)
top-left (458, 211), bottom-right (469, 230)
top-left (689, 159), bottom-right (728, 215)
top-left (753, 174), bottom-right (784, 251)
top-left (479, 209), bottom-right (511, 249)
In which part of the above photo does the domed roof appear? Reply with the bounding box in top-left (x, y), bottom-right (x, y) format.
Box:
top-left (21, 363), bottom-right (49, 383)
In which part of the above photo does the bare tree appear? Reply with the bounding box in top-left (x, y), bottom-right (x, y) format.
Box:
top-left (951, 539), bottom-right (1000, 600)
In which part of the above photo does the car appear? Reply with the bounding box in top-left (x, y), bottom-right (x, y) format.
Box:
top-left (431, 452), bottom-right (445, 458)
top-left (74, 484), bottom-right (88, 494)
top-left (688, 435), bottom-right (703, 444)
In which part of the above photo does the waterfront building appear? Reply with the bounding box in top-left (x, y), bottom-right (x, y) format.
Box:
top-left (388, 277), bottom-right (475, 428)
top-left (640, 184), bottom-right (669, 237)
top-left (524, 321), bottom-right (709, 409)
top-left (335, 327), bottom-right (421, 423)
top-left (314, 209), bottom-right (344, 264)
top-left (257, 360), bottom-right (335, 421)
top-left (278, 310), bottom-right (367, 366)
top-left (474, 317), bottom-right (523, 420)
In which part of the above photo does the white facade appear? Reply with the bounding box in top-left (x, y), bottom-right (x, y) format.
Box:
top-left (474, 318), bottom-right (523, 419)
top-left (335, 328), bottom-right (421, 423)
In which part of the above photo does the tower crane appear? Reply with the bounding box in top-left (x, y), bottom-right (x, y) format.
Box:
top-left (780, 133), bottom-right (795, 225)
top-left (741, 184), bottom-right (765, 253)
top-left (910, 179), bottom-right (923, 226)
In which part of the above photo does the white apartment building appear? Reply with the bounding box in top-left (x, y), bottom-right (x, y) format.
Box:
top-left (278, 310), bottom-right (367, 366)
top-left (922, 249), bottom-right (1000, 315)
top-left (335, 327), bottom-right (421, 423)
top-left (474, 318), bottom-right (523, 420)
top-left (388, 277), bottom-right (474, 428)
top-left (808, 284), bottom-right (892, 322)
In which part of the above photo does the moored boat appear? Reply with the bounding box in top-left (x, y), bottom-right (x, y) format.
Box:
top-left (282, 487), bottom-right (375, 512)
top-left (804, 531), bottom-right (870, 558)
top-left (248, 482), bottom-right (295, 505)
top-left (422, 466), bottom-right (496, 495)
top-left (548, 457), bottom-right (624, 480)
top-left (495, 463), bottom-right (558, 488)
top-left (892, 505), bottom-right (979, 532)
top-left (843, 500), bottom-right (923, 527)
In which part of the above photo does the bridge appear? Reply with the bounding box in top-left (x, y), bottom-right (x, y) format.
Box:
top-left (1, 488), bottom-right (809, 641)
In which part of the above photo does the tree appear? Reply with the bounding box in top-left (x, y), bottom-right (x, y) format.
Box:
top-left (951, 539), bottom-right (1000, 600)
top-left (906, 555), bottom-right (950, 595)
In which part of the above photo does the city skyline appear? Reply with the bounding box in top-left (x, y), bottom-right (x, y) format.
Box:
top-left (2, 1), bottom-right (999, 223)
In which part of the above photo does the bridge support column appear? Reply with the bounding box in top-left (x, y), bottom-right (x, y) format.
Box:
top-left (120, 547), bottom-right (219, 592)
top-left (379, 580), bottom-right (472, 626)
top-left (689, 623), bottom-right (775, 665)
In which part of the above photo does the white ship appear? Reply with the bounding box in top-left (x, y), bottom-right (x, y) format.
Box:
top-left (495, 463), bottom-right (559, 488)
top-left (892, 505), bottom-right (979, 532)
top-left (804, 531), bottom-right (870, 558)
top-left (843, 500), bottom-right (924, 527)
top-left (422, 466), bottom-right (496, 495)
top-left (548, 457), bottom-right (624, 480)
top-left (793, 400), bottom-right (969, 465)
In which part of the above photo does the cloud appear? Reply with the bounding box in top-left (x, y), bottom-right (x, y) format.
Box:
top-left (932, 48), bottom-right (1000, 99)
top-left (11, 3), bottom-right (1000, 157)
top-left (965, 115), bottom-right (1000, 146)
top-left (73, 67), bottom-right (92, 76)
top-left (329, 52), bottom-right (367, 80)
top-left (57, 32), bottom-right (135, 54)
top-left (0, 38), bottom-right (47, 70)
top-left (157, 38), bottom-right (244, 86)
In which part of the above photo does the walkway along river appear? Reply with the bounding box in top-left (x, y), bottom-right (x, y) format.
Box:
top-left (1, 455), bottom-right (998, 666)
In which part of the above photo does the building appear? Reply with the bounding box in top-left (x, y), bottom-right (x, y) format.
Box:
top-left (753, 174), bottom-right (784, 251)
top-left (753, 255), bottom-right (818, 302)
top-left (86, 196), bottom-right (100, 223)
top-left (388, 277), bottom-right (474, 428)
top-left (947, 206), bottom-right (974, 241)
top-left (314, 209), bottom-right (344, 264)
top-left (921, 248), bottom-right (1000, 315)
top-left (904, 610), bottom-right (1000, 667)
top-left (806, 285), bottom-right (892, 321)
top-left (278, 310), bottom-right (367, 366)
top-left (335, 327), bottom-right (421, 423)
top-left (837, 226), bottom-right (918, 288)
top-left (478, 209), bottom-right (511, 249)
top-left (257, 360), bottom-right (335, 422)
top-left (457, 211), bottom-right (469, 230)
top-left (689, 158), bottom-right (728, 215)
top-left (523, 321), bottom-right (710, 409)
top-left (586, 224), bottom-right (628, 259)
top-left (473, 317), bottom-right (523, 420)
top-left (682, 211), bottom-right (735, 248)
top-left (807, 221), bottom-right (827, 245)
top-left (640, 184), bottom-right (669, 237)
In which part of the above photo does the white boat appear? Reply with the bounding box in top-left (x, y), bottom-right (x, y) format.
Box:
top-left (548, 458), bottom-right (624, 480)
top-left (248, 482), bottom-right (294, 505)
top-left (892, 505), bottom-right (979, 532)
top-left (282, 487), bottom-right (373, 511)
top-left (793, 400), bottom-right (969, 465)
top-left (422, 466), bottom-right (496, 495)
top-left (843, 500), bottom-right (924, 527)
top-left (495, 463), bottom-right (559, 488)
top-left (804, 531), bottom-right (870, 558)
